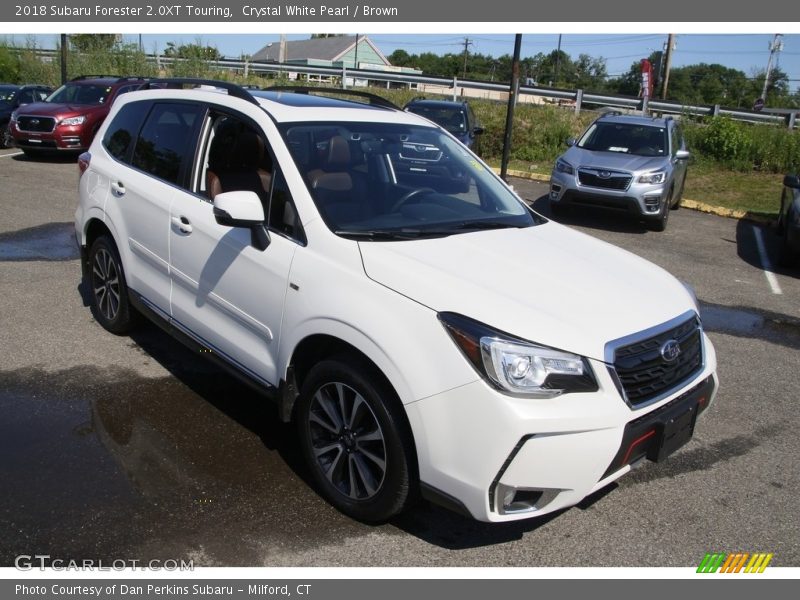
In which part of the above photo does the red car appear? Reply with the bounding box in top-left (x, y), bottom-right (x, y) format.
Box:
top-left (10, 75), bottom-right (146, 156)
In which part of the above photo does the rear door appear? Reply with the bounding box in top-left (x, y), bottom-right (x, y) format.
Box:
top-left (100, 100), bottom-right (205, 315)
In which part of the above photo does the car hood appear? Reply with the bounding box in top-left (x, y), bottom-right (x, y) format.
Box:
top-left (358, 222), bottom-right (695, 361)
top-left (14, 102), bottom-right (99, 118)
top-left (563, 146), bottom-right (667, 173)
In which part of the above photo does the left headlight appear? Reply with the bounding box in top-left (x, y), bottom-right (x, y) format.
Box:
top-left (638, 171), bottom-right (666, 184)
top-left (555, 159), bottom-right (575, 175)
top-left (10, 111), bottom-right (18, 124)
top-left (439, 312), bottom-right (598, 398)
top-left (60, 116), bottom-right (86, 126)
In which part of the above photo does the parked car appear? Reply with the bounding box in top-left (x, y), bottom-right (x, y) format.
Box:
top-left (777, 173), bottom-right (800, 266)
top-left (9, 75), bottom-right (146, 156)
top-left (549, 112), bottom-right (690, 231)
top-left (0, 84), bottom-right (52, 148)
top-left (403, 98), bottom-right (483, 149)
top-left (75, 80), bottom-right (718, 523)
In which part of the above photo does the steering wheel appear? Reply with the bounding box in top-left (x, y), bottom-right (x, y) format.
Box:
top-left (391, 188), bottom-right (436, 213)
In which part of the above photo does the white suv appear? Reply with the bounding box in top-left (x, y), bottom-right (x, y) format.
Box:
top-left (75, 80), bottom-right (718, 523)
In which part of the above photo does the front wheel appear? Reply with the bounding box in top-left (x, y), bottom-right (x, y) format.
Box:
top-left (88, 235), bottom-right (136, 334)
top-left (297, 358), bottom-right (416, 522)
top-left (649, 190), bottom-right (672, 232)
top-left (0, 122), bottom-right (12, 149)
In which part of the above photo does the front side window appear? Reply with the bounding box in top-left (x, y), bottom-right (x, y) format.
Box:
top-left (132, 103), bottom-right (204, 186)
top-left (578, 122), bottom-right (667, 157)
top-left (46, 84), bottom-right (111, 105)
top-left (279, 121), bottom-right (540, 239)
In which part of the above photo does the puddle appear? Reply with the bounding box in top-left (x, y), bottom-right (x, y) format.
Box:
top-left (0, 366), bottom-right (370, 564)
top-left (700, 302), bottom-right (800, 349)
top-left (0, 222), bottom-right (80, 261)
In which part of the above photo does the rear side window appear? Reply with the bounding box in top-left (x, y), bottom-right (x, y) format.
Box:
top-left (132, 103), bottom-right (204, 186)
top-left (102, 101), bottom-right (150, 162)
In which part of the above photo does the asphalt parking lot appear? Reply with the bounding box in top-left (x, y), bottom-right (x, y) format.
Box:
top-left (1, 148), bottom-right (798, 567)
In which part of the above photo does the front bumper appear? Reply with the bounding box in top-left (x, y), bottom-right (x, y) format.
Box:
top-left (550, 169), bottom-right (668, 218)
top-left (406, 332), bottom-right (718, 522)
top-left (11, 122), bottom-right (89, 151)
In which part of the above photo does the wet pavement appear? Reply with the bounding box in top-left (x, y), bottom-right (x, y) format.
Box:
top-left (1, 151), bottom-right (799, 566)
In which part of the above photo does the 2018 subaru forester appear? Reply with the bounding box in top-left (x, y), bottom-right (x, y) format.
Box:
top-left (75, 80), bottom-right (718, 523)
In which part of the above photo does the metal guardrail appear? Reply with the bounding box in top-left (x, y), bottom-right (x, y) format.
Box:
top-left (16, 48), bottom-right (800, 129)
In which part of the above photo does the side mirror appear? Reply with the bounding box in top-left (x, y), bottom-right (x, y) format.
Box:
top-left (675, 149), bottom-right (691, 160)
top-left (565, 138), bottom-right (576, 147)
top-left (473, 126), bottom-right (485, 136)
top-left (783, 174), bottom-right (800, 189)
top-left (213, 191), bottom-right (270, 251)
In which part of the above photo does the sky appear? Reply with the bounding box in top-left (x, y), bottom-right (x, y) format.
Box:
top-left (4, 33), bottom-right (799, 90)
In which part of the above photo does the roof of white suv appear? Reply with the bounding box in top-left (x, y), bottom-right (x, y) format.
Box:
top-left (130, 81), bottom-right (433, 127)
top-left (596, 113), bottom-right (673, 128)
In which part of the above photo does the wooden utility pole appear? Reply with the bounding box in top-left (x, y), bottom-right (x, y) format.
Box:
top-left (60, 34), bottom-right (68, 85)
top-left (462, 37), bottom-right (472, 79)
top-left (500, 34), bottom-right (522, 182)
top-left (661, 34), bottom-right (676, 99)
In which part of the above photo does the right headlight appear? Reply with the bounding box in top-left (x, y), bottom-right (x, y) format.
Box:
top-left (555, 159), bottom-right (575, 175)
top-left (438, 312), bottom-right (598, 398)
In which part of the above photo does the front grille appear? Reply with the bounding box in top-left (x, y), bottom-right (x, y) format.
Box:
top-left (17, 116), bottom-right (56, 133)
top-left (613, 316), bottom-right (703, 407)
top-left (578, 169), bottom-right (632, 190)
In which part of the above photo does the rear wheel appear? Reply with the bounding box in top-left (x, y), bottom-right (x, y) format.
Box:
top-left (88, 235), bottom-right (136, 334)
top-left (297, 357), bottom-right (415, 522)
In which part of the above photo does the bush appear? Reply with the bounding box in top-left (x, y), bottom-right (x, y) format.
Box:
top-left (686, 116), bottom-right (799, 173)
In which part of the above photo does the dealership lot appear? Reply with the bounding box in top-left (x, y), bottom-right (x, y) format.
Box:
top-left (1, 148), bottom-right (798, 566)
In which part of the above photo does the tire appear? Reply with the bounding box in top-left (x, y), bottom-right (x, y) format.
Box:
top-left (297, 357), bottom-right (416, 522)
top-left (0, 121), bottom-right (11, 149)
top-left (777, 229), bottom-right (798, 267)
top-left (649, 192), bottom-right (671, 232)
top-left (88, 235), bottom-right (136, 334)
top-left (671, 174), bottom-right (686, 210)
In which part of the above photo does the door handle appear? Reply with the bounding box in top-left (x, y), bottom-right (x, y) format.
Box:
top-left (171, 216), bottom-right (193, 234)
top-left (110, 181), bottom-right (126, 196)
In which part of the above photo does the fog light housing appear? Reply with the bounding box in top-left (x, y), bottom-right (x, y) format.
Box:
top-left (495, 484), bottom-right (561, 515)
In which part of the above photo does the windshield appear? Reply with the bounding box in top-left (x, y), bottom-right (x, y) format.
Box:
top-left (406, 106), bottom-right (467, 135)
top-left (578, 122), bottom-right (667, 157)
top-left (279, 121), bottom-right (540, 239)
top-left (0, 86), bottom-right (17, 102)
top-left (46, 83), bottom-right (111, 105)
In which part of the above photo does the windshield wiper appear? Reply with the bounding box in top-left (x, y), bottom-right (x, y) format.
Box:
top-left (334, 229), bottom-right (449, 240)
top-left (448, 221), bottom-right (522, 231)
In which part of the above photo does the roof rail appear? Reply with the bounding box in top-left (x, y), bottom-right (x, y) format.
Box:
top-left (266, 86), bottom-right (400, 110)
top-left (69, 75), bottom-right (148, 83)
top-left (139, 78), bottom-right (259, 105)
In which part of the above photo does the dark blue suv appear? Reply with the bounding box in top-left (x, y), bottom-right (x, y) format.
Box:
top-left (0, 84), bottom-right (52, 148)
top-left (404, 98), bottom-right (483, 149)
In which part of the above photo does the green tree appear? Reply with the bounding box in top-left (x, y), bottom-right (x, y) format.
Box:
top-left (69, 34), bottom-right (119, 53)
top-left (0, 43), bottom-right (20, 82)
top-left (164, 42), bottom-right (222, 61)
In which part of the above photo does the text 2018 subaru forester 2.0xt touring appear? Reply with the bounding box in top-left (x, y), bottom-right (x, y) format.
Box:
top-left (75, 80), bottom-right (718, 523)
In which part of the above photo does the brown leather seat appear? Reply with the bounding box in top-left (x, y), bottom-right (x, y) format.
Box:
top-left (207, 127), bottom-right (271, 203)
top-left (306, 135), bottom-right (366, 224)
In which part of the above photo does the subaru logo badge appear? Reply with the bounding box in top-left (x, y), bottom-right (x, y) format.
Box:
top-left (598, 170), bottom-right (612, 179)
top-left (30, 119), bottom-right (39, 126)
top-left (660, 339), bottom-right (681, 362)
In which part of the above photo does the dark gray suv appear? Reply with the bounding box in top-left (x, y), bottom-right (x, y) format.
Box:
top-left (549, 113), bottom-right (690, 231)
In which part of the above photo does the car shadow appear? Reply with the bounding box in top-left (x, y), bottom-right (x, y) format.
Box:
top-left (529, 195), bottom-right (651, 235)
top-left (734, 218), bottom-right (798, 278)
top-left (12, 151), bottom-right (78, 163)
